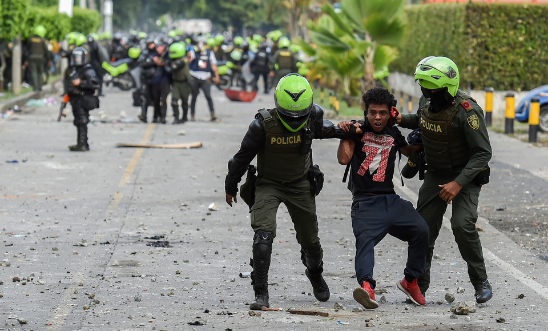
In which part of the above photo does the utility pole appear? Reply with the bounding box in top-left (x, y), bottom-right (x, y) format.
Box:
top-left (11, 36), bottom-right (22, 94)
top-left (104, 0), bottom-right (113, 34)
top-left (80, 0), bottom-right (86, 8)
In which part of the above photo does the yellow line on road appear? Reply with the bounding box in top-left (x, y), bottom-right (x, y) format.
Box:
top-left (47, 124), bottom-right (155, 328)
top-left (119, 123), bottom-right (155, 187)
top-left (106, 191), bottom-right (124, 214)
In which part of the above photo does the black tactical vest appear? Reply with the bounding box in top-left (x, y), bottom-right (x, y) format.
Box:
top-left (419, 91), bottom-right (476, 172)
top-left (257, 109), bottom-right (311, 182)
top-left (28, 36), bottom-right (45, 58)
top-left (277, 50), bottom-right (293, 70)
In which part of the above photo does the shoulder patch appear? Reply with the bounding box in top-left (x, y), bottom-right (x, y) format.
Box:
top-left (461, 100), bottom-right (473, 112)
top-left (467, 114), bottom-right (480, 130)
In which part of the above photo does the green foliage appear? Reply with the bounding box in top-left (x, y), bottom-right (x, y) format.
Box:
top-left (24, 7), bottom-right (71, 41)
top-left (71, 7), bottom-right (102, 35)
top-left (0, 0), bottom-right (29, 40)
top-left (392, 3), bottom-right (548, 91)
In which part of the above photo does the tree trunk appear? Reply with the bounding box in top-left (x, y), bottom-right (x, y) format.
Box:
top-left (80, 0), bottom-right (87, 9)
top-left (0, 44), bottom-right (6, 92)
top-left (12, 35), bottom-right (22, 95)
top-left (362, 39), bottom-right (376, 93)
top-left (89, 0), bottom-right (96, 10)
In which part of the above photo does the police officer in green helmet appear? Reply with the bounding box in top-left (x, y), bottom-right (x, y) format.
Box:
top-left (225, 74), bottom-right (356, 310)
top-left (396, 56), bottom-right (493, 303)
top-left (26, 25), bottom-right (49, 91)
top-left (165, 42), bottom-right (192, 124)
top-left (271, 37), bottom-right (298, 88)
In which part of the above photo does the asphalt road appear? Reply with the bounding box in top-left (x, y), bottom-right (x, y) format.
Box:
top-left (0, 86), bottom-right (547, 330)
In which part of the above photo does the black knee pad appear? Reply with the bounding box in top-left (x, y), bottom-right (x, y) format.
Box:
top-left (253, 230), bottom-right (273, 259)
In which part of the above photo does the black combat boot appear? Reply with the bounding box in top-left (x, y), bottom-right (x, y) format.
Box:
top-left (138, 101), bottom-right (148, 123)
top-left (69, 125), bottom-right (89, 152)
top-left (172, 103), bottom-right (181, 124)
top-left (473, 280), bottom-right (493, 303)
top-left (301, 242), bottom-right (330, 302)
top-left (249, 230), bottom-right (273, 310)
top-left (181, 106), bottom-right (189, 123)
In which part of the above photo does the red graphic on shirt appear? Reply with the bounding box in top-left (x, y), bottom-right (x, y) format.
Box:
top-left (357, 133), bottom-right (395, 182)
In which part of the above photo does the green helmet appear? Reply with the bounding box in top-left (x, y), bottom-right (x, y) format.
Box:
top-left (138, 32), bottom-right (147, 39)
top-left (102, 31), bottom-right (112, 40)
top-left (290, 44), bottom-right (301, 53)
top-left (414, 56), bottom-right (460, 97)
top-left (34, 25), bottom-right (46, 38)
top-left (128, 47), bottom-right (141, 59)
top-left (249, 41), bottom-right (258, 53)
top-left (253, 34), bottom-right (262, 43)
top-left (278, 37), bottom-right (290, 49)
top-left (75, 34), bottom-right (87, 46)
top-left (66, 32), bottom-right (78, 44)
top-left (234, 36), bottom-right (244, 46)
top-left (230, 49), bottom-right (242, 62)
top-left (215, 34), bottom-right (224, 44)
top-left (272, 30), bottom-right (283, 42)
top-left (274, 73), bottom-right (314, 132)
top-left (207, 38), bottom-right (216, 47)
top-left (168, 30), bottom-right (178, 38)
top-left (169, 42), bottom-right (187, 59)
top-left (176, 29), bottom-right (184, 35)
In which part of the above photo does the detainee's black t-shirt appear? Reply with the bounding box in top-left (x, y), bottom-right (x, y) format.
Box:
top-left (348, 123), bottom-right (407, 196)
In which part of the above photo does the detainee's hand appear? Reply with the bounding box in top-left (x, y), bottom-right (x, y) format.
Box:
top-left (72, 78), bottom-right (81, 86)
top-left (337, 121), bottom-right (362, 134)
top-left (439, 181), bottom-right (462, 204)
top-left (226, 194), bottom-right (237, 207)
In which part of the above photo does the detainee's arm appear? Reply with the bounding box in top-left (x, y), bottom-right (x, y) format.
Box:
top-left (454, 106), bottom-right (492, 186)
top-left (337, 139), bottom-right (355, 165)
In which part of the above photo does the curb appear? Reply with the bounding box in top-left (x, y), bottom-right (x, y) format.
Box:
top-left (0, 78), bottom-right (62, 113)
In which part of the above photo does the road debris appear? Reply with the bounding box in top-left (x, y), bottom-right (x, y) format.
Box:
top-left (451, 301), bottom-right (476, 315)
top-left (116, 142), bottom-right (203, 149)
top-left (445, 292), bottom-right (455, 303)
top-left (288, 309), bottom-right (329, 317)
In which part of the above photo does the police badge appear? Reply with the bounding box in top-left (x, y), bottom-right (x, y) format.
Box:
top-left (467, 114), bottom-right (480, 130)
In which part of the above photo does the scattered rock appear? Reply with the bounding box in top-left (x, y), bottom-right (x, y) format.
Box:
top-left (74, 239), bottom-right (88, 247)
top-left (451, 301), bottom-right (476, 315)
top-left (52, 247), bottom-right (58, 251)
top-left (111, 260), bottom-right (119, 266)
top-left (433, 254), bottom-right (441, 259)
top-left (516, 293), bottom-right (525, 299)
top-left (376, 288), bottom-right (388, 294)
top-left (379, 295), bottom-right (387, 304)
top-left (457, 287), bottom-right (465, 293)
top-left (13, 277), bottom-right (20, 282)
top-left (495, 206), bottom-right (506, 211)
top-left (146, 241), bottom-right (171, 248)
top-left (496, 317), bottom-right (505, 323)
top-left (445, 292), bottom-right (455, 303)
top-left (352, 307), bottom-right (363, 313)
top-left (17, 318), bottom-right (27, 325)
top-left (334, 302), bottom-right (345, 310)
top-left (476, 225), bottom-right (484, 232)
top-left (248, 311), bottom-right (261, 317)
top-left (134, 295), bottom-right (141, 302)
top-left (208, 203), bottom-right (218, 211)
top-left (450, 314), bottom-right (458, 319)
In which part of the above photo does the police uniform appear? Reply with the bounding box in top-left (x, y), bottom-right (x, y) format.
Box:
top-left (168, 57), bottom-right (192, 123)
top-left (27, 35), bottom-right (48, 91)
top-left (250, 47), bottom-right (271, 93)
top-left (67, 64), bottom-right (100, 150)
top-left (271, 47), bottom-right (297, 87)
top-left (225, 105), bottom-right (352, 309)
top-left (399, 90), bottom-right (492, 294)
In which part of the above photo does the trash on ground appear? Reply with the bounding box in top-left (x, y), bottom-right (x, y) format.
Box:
top-left (208, 203), bottom-right (218, 211)
top-left (6, 160), bottom-right (18, 163)
top-left (144, 235), bottom-right (165, 240)
top-left (116, 142), bottom-right (203, 149)
top-left (146, 241), bottom-right (171, 248)
top-left (337, 321), bottom-right (349, 325)
top-left (261, 307), bottom-right (283, 311)
top-left (288, 309), bottom-right (329, 317)
top-left (239, 271), bottom-right (251, 278)
top-left (188, 321), bottom-right (205, 325)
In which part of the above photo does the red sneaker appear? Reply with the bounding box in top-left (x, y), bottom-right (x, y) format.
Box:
top-left (353, 281), bottom-right (379, 309)
top-left (398, 278), bottom-right (426, 305)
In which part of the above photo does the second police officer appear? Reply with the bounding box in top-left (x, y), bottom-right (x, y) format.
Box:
top-left (397, 56), bottom-right (493, 304)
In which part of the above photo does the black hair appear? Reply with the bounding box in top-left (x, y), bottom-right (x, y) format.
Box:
top-left (362, 87), bottom-right (396, 112)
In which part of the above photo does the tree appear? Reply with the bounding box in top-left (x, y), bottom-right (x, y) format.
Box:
top-left (308, 0), bottom-right (406, 92)
top-left (0, 0), bottom-right (29, 94)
